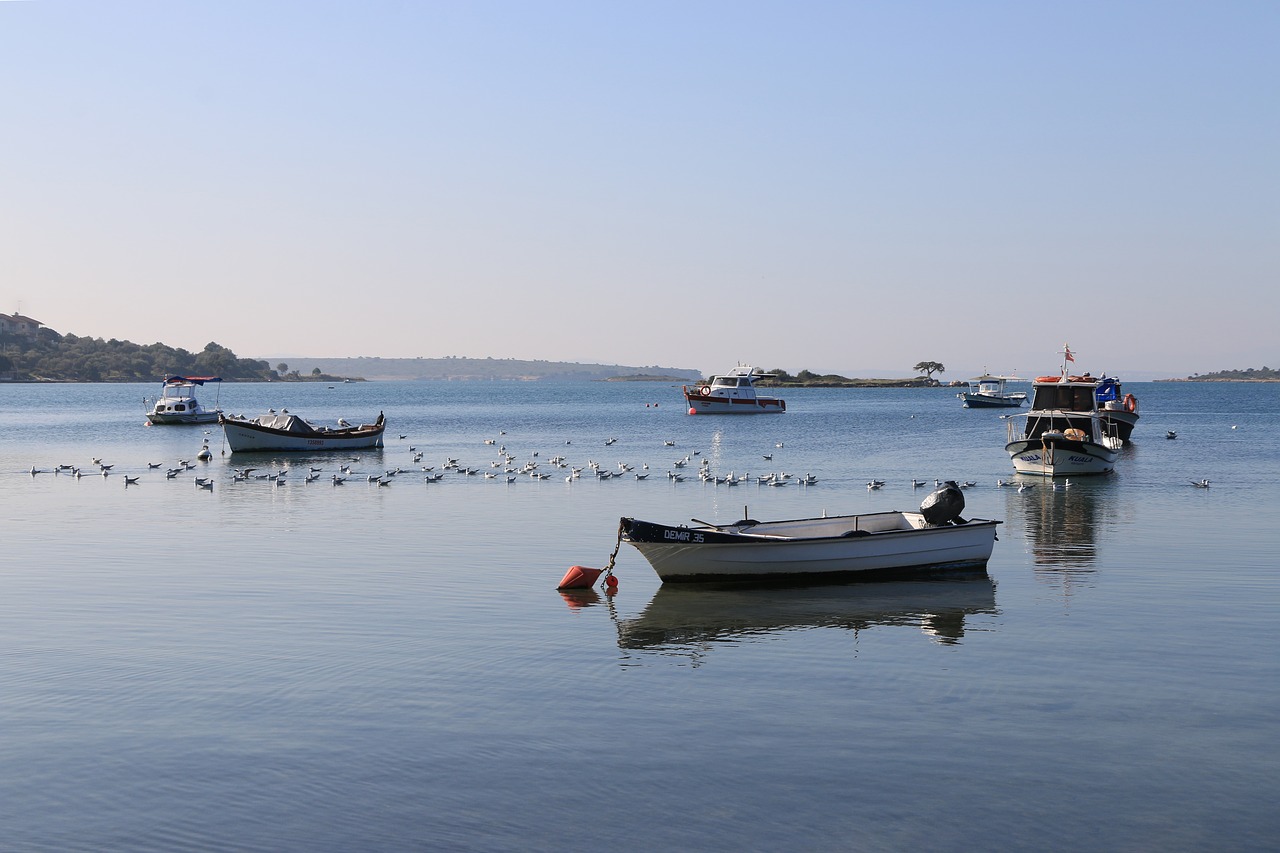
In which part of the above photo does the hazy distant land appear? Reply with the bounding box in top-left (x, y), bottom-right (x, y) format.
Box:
top-left (1158, 367), bottom-right (1280, 382)
top-left (266, 356), bottom-right (703, 383)
top-left (2, 324), bottom-right (1271, 384)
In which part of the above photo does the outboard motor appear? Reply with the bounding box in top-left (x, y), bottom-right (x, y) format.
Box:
top-left (921, 481), bottom-right (966, 526)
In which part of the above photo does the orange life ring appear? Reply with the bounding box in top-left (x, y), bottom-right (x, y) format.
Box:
top-left (1123, 393), bottom-right (1136, 413)
top-left (698, 386), bottom-right (711, 397)
top-left (1036, 375), bottom-right (1061, 383)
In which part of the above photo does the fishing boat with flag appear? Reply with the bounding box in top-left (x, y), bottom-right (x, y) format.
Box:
top-left (1004, 345), bottom-right (1131, 476)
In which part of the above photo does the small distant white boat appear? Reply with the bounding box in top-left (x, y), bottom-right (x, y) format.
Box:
top-left (144, 376), bottom-right (222, 425)
top-left (958, 374), bottom-right (1026, 408)
top-left (683, 364), bottom-right (786, 414)
top-left (219, 411), bottom-right (386, 452)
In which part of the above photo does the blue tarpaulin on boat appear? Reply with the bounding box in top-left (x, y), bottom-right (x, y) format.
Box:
top-left (1095, 377), bottom-right (1119, 402)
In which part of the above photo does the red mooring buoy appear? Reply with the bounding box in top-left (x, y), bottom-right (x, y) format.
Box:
top-left (605, 574), bottom-right (619, 590)
top-left (557, 565), bottom-right (603, 590)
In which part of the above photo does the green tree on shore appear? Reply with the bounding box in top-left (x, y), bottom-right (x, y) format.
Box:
top-left (913, 361), bottom-right (945, 380)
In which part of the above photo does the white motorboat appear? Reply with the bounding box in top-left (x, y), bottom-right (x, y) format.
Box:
top-left (958, 374), bottom-right (1026, 408)
top-left (144, 376), bottom-right (222, 425)
top-left (219, 411), bottom-right (386, 452)
top-left (619, 484), bottom-right (1000, 583)
top-left (683, 364), bottom-right (786, 414)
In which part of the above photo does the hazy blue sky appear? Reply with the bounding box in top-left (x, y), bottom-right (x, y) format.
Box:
top-left (3, 1), bottom-right (1275, 379)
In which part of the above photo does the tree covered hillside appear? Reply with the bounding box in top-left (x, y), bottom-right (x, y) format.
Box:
top-left (0, 330), bottom-right (275, 382)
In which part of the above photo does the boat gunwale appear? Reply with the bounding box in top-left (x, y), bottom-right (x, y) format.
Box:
top-left (622, 514), bottom-right (1002, 547)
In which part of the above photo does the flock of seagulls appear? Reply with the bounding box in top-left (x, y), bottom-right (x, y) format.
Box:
top-left (24, 424), bottom-right (1220, 496)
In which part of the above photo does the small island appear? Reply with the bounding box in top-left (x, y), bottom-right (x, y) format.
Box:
top-left (736, 363), bottom-right (945, 388)
top-left (1159, 367), bottom-right (1280, 382)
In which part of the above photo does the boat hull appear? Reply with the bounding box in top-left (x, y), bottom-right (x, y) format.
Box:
top-left (220, 414), bottom-right (385, 452)
top-left (621, 514), bottom-right (1000, 583)
top-left (146, 410), bottom-right (220, 425)
top-left (684, 391), bottom-right (786, 414)
top-left (1006, 437), bottom-right (1117, 476)
top-left (1100, 408), bottom-right (1139, 443)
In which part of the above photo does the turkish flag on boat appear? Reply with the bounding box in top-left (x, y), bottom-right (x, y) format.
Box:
top-left (1064, 344), bottom-right (1075, 363)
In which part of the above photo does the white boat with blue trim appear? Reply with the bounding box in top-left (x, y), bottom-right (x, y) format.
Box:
top-left (958, 374), bottom-right (1026, 408)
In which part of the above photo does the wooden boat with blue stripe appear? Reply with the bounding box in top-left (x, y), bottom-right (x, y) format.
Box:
top-left (684, 364), bottom-right (786, 414)
top-left (219, 411), bottom-right (386, 452)
top-left (620, 509), bottom-right (1001, 584)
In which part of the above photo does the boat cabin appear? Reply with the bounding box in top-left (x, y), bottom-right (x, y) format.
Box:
top-left (158, 383), bottom-right (198, 411)
top-left (1030, 381), bottom-right (1100, 413)
top-left (709, 373), bottom-right (763, 393)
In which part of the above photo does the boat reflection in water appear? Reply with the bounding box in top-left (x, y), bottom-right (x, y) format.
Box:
top-left (1005, 476), bottom-right (1120, 590)
top-left (614, 574), bottom-right (998, 658)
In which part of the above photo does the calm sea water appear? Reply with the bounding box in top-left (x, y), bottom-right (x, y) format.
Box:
top-left (2, 380), bottom-right (1278, 852)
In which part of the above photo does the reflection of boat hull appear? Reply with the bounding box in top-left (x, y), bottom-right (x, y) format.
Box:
top-left (1006, 435), bottom-right (1118, 476)
top-left (219, 412), bottom-right (386, 452)
top-left (621, 512), bottom-right (1001, 583)
top-left (617, 575), bottom-right (998, 649)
